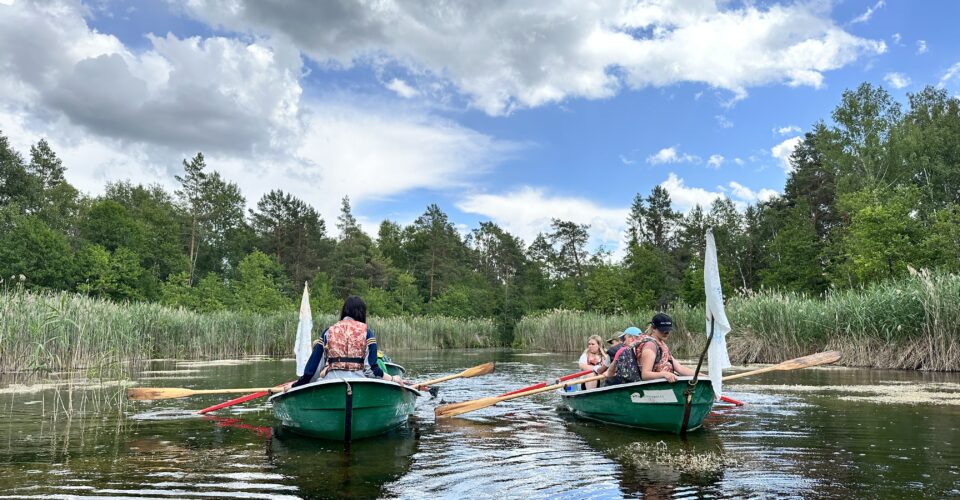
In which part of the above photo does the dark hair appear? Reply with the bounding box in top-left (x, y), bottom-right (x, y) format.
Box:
top-left (340, 296), bottom-right (367, 323)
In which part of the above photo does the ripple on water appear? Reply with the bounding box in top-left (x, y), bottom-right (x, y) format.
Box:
top-left (129, 409), bottom-right (202, 421)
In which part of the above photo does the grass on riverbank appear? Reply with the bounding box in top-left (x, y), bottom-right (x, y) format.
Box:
top-left (516, 270), bottom-right (960, 371)
top-left (0, 287), bottom-right (497, 373)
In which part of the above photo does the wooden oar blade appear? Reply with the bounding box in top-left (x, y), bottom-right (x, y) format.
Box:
top-left (435, 396), bottom-right (500, 418)
top-left (780, 350), bottom-right (841, 370)
top-left (127, 387), bottom-right (194, 401)
top-left (460, 362), bottom-right (495, 378)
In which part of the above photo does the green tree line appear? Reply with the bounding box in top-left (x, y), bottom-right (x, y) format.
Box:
top-left (2, 82), bottom-right (959, 344)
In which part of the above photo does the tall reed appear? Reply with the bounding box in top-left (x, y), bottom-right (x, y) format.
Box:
top-left (0, 287), bottom-right (497, 373)
top-left (516, 271), bottom-right (960, 371)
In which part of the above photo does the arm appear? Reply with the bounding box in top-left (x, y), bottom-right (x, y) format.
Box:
top-left (671, 359), bottom-right (696, 377)
top-left (640, 345), bottom-right (677, 383)
top-left (366, 329), bottom-right (396, 381)
top-left (604, 346), bottom-right (624, 378)
top-left (292, 342), bottom-right (325, 387)
top-left (577, 353), bottom-right (592, 372)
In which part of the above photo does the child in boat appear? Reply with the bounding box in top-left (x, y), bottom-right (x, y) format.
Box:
top-left (636, 313), bottom-right (696, 383)
top-left (290, 296), bottom-right (402, 387)
top-left (602, 326), bottom-right (643, 385)
top-left (578, 335), bottom-right (610, 389)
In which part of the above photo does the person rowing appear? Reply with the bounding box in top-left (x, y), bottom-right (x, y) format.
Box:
top-left (290, 295), bottom-right (402, 389)
top-left (577, 335), bottom-right (609, 389)
top-left (637, 313), bottom-right (696, 383)
top-left (603, 314), bottom-right (697, 385)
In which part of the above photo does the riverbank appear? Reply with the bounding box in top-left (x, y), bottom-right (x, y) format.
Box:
top-left (0, 288), bottom-right (496, 373)
top-left (4, 270), bottom-right (958, 373)
top-left (516, 270), bottom-right (960, 371)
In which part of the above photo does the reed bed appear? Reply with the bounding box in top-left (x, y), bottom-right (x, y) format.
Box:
top-left (516, 271), bottom-right (960, 371)
top-left (0, 288), bottom-right (497, 373)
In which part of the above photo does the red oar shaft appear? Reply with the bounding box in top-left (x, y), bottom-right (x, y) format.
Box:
top-left (720, 395), bottom-right (744, 406)
top-left (197, 391), bottom-right (270, 414)
top-left (499, 369), bottom-right (594, 397)
top-left (197, 378), bottom-right (297, 414)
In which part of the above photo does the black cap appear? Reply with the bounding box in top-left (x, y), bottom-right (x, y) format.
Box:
top-left (650, 313), bottom-right (673, 332)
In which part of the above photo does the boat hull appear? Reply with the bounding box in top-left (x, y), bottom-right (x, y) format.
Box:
top-left (269, 378), bottom-right (420, 441)
top-left (560, 376), bottom-right (715, 434)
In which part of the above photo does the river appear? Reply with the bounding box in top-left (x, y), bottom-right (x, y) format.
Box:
top-left (1, 349), bottom-right (959, 498)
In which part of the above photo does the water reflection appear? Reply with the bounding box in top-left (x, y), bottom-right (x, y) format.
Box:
top-left (1, 351), bottom-right (959, 498)
top-left (268, 421), bottom-right (419, 498)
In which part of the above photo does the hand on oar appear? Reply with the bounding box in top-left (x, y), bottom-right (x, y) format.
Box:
top-left (127, 384), bottom-right (289, 401)
top-left (722, 351), bottom-right (841, 382)
top-left (435, 374), bottom-right (607, 418)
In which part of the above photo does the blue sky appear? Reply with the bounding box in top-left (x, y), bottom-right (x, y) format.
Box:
top-left (2, 0), bottom-right (959, 256)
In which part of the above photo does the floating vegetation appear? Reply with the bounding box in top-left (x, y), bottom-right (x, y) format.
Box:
top-left (617, 441), bottom-right (737, 475)
top-left (0, 379), bottom-right (135, 394)
top-left (740, 382), bottom-right (960, 405)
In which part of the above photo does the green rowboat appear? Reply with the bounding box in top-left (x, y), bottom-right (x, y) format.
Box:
top-left (560, 376), bottom-right (715, 434)
top-left (384, 362), bottom-right (405, 377)
top-left (269, 378), bottom-right (421, 441)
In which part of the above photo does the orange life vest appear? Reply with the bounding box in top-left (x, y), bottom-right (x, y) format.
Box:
top-left (637, 334), bottom-right (674, 373)
top-left (325, 318), bottom-right (368, 371)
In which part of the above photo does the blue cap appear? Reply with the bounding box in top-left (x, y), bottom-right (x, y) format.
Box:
top-left (623, 326), bottom-right (642, 335)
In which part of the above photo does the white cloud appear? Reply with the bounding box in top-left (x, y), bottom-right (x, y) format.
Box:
top-left (0, 1), bottom-right (518, 234)
top-left (715, 115), bottom-right (733, 128)
top-left (916, 40), bottom-right (928, 55)
top-left (850, 0), bottom-right (885, 24)
top-left (385, 78), bottom-right (419, 98)
top-left (892, 33), bottom-right (901, 45)
top-left (619, 154), bottom-right (636, 165)
top-left (456, 186), bottom-right (628, 254)
top-left (775, 125), bottom-right (801, 135)
top-left (941, 63), bottom-right (960, 89)
top-left (179, 0), bottom-right (886, 115)
top-left (728, 181), bottom-right (778, 203)
top-left (659, 173), bottom-right (724, 212)
top-left (0, 1), bottom-right (306, 155)
top-left (707, 154), bottom-right (724, 168)
top-left (883, 72), bottom-right (910, 89)
top-left (771, 136), bottom-right (802, 172)
top-left (647, 146), bottom-right (699, 165)
top-left (733, 157), bottom-right (745, 166)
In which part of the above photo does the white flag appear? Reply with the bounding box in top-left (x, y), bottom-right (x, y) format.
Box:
top-left (704, 229), bottom-right (732, 399)
top-left (294, 282), bottom-right (313, 376)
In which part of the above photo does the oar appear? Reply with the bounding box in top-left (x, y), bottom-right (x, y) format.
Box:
top-left (435, 374), bottom-right (607, 418)
top-left (198, 379), bottom-right (298, 414)
top-left (413, 362), bottom-right (495, 389)
top-left (127, 385), bottom-right (288, 401)
top-left (721, 351), bottom-right (841, 381)
top-left (439, 369), bottom-right (593, 413)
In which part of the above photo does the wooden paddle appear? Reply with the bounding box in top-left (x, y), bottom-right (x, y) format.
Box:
top-left (130, 362), bottom-right (495, 402)
top-left (721, 350), bottom-right (841, 381)
top-left (413, 362), bottom-right (495, 389)
top-left (435, 374), bottom-right (607, 418)
top-left (438, 368), bottom-right (594, 413)
top-left (127, 385), bottom-right (289, 401)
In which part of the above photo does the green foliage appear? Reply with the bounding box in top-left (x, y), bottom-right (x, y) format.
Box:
top-left (231, 251), bottom-right (293, 313)
top-left (75, 244), bottom-right (144, 301)
top-left (0, 209), bottom-right (74, 290)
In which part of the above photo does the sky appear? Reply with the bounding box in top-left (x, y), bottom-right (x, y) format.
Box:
top-left (1, 0), bottom-right (959, 257)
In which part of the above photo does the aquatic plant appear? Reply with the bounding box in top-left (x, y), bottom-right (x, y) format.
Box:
top-left (0, 286), bottom-right (497, 373)
top-left (516, 271), bottom-right (960, 370)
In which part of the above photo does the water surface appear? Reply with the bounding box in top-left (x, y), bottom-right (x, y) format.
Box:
top-left (1, 350), bottom-right (958, 498)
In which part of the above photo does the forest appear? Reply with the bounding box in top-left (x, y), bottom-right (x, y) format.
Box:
top-left (2, 82), bottom-right (959, 345)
